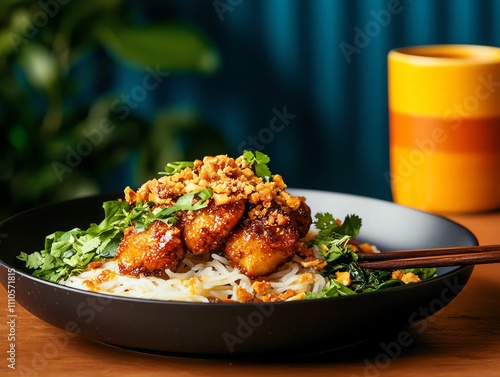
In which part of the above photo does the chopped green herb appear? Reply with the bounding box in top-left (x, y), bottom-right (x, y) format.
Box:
top-left (306, 213), bottom-right (436, 299)
top-left (314, 213), bottom-right (362, 241)
top-left (17, 189), bottom-right (212, 282)
top-left (305, 279), bottom-right (357, 299)
top-left (243, 150), bottom-right (272, 182)
top-left (159, 161), bottom-right (194, 175)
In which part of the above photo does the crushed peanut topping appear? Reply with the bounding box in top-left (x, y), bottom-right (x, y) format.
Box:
top-left (335, 271), bottom-right (352, 286)
top-left (261, 289), bottom-right (299, 302)
top-left (358, 242), bottom-right (376, 253)
top-left (401, 272), bottom-right (421, 284)
top-left (300, 257), bottom-right (327, 271)
top-left (299, 272), bottom-right (316, 284)
top-left (236, 286), bottom-right (255, 303)
top-left (124, 154), bottom-right (302, 210)
top-left (392, 270), bottom-right (403, 280)
top-left (392, 270), bottom-right (421, 284)
top-left (252, 281), bottom-right (272, 296)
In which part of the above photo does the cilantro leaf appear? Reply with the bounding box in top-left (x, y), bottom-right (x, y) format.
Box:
top-left (17, 189), bottom-right (213, 283)
top-left (99, 200), bottom-right (130, 227)
top-left (339, 214), bottom-right (362, 238)
top-left (158, 161), bottom-right (194, 175)
top-left (305, 279), bottom-right (356, 299)
top-left (314, 213), bottom-right (362, 239)
top-left (139, 188), bottom-right (212, 230)
top-left (243, 150), bottom-right (272, 181)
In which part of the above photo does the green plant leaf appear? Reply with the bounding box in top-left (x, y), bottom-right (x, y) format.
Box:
top-left (16, 43), bottom-right (58, 92)
top-left (0, 8), bottom-right (32, 57)
top-left (95, 22), bottom-right (220, 73)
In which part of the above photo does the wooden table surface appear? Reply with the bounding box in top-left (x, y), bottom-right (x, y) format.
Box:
top-left (1, 210), bottom-right (500, 377)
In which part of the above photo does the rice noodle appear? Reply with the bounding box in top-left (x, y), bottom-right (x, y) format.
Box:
top-left (62, 254), bottom-right (327, 303)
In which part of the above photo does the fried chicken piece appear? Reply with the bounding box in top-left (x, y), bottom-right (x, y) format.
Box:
top-left (116, 220), bottom-right (185, 277)
top-left (282, 199), bottom-right (312, 238)
top-left (181, 200), bottom-right (246, 255)
top-left (224, 207), bottom-right (299, 278)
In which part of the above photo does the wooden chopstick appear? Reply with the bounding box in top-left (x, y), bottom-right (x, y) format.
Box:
top-left (357, 244), bottom-right (500, 269)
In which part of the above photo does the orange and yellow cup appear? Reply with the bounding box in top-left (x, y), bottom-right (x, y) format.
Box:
top-left (388, 45), bottom-right (500, 213)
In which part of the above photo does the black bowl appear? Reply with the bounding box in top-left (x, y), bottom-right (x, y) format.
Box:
top-left (0, 189), bottom-right (476, 356)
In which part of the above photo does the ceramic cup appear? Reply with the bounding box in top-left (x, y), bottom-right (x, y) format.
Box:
top-left (388, 44), bottom-right (500, 213)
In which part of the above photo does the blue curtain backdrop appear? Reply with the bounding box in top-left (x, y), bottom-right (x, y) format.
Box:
top-left (115, 0), bottom-right (500, 201)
